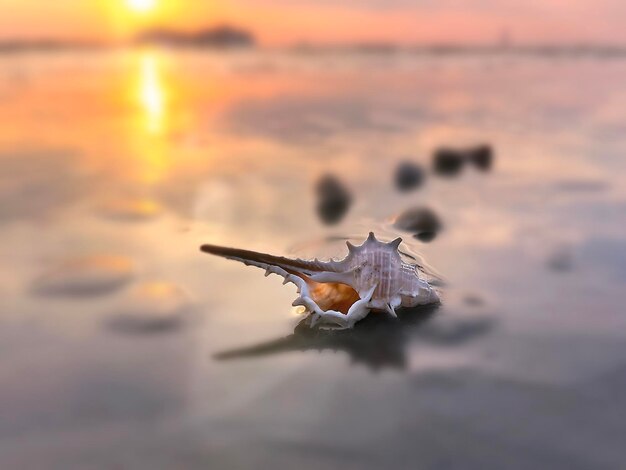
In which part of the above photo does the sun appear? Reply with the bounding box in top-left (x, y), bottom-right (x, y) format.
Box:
top-left (127, 0), bottom-right (157, 13)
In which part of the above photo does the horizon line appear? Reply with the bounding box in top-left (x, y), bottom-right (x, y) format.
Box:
top-left (1, 39), bottom-right (626, 52)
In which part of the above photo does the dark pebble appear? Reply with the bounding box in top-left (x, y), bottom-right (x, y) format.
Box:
top-left (467, 144), bottom-right (493, 171)
top-left (433, 144), bottom-right (494, 175)
top-left (413, 231), bottom-right (437, 243)
top-left (433, 148), bottom-right (464, 176)
top-left (394, 207), bottom-right (442, 234)
top-left (394, 161), bottom-right (425, 191)
top-left (315, 175), bottom-right (352, 225)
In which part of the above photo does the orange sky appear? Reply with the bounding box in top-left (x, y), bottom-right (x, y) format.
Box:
top-left (0, 0), bottom-right (624, 45)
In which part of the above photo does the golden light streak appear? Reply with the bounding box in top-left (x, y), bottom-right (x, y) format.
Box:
top-left (135, 50), bottom-right (170, 184)
top-left (139, 52), bottom-right (164, 134)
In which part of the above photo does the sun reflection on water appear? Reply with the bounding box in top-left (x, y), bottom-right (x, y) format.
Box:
top-left (140, 51), bottom-right (165, 135)
top-left (133, 50), bottom-right (171, 184)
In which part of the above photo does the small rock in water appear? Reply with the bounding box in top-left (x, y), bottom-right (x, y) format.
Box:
top-left (413, 231), bottom-right (437, 243)
top-left (106, 282), bottom-right (192, 334)
top-left (433, 144), bottom-right (494, 175)
top-left (98, 197), bottom-right (162, 222)
top-left (394, 161), bottom-right (425, 191)
top-left (466, 144), bottom-right (493, 171)
top-left (393, 207), bottom-right (443, 239)
top-left (433, 148), bottom-right (465, 176)
top-left (32, 255), bottom-right (134, 298)
top-left (315, 174), bottom-right (352, 225)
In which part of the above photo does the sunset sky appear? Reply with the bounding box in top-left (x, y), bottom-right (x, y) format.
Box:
top-left (0, 0), bottom-right (624, 46)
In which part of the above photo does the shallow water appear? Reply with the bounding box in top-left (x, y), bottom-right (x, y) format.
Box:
top-left (1, 49), bottom-right (625, 469)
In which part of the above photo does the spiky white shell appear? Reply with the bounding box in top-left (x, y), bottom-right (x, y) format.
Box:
top-left (201, 232), bottom-right (439, 328)
top-left (306, 232), bottom-right (438, 312)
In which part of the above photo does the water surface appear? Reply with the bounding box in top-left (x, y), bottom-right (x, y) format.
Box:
top-left (1, 49), bottom-right (625, 469)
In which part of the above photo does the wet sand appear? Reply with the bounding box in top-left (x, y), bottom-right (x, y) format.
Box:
top-left (0, 49), bottom-right (625, 469)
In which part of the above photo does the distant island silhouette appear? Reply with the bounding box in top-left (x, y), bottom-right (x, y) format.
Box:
top-left (0, 24), bottom-right (255, 53)
top-left (0, 39), bottom-right (104, 53)
top-left (135, 25), bottom-right (255, 48)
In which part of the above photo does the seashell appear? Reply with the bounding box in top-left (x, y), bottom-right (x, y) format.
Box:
top-left (200, 232), bottom-right (439, 329)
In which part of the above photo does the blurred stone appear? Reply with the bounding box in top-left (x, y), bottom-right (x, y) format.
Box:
top-left (413, 231), bottom-right (437, 243)
top-left (467, 144), bottom-right (493, 171)
top-left (106, 282), bottom-right (192, 334)
top-left (32, 255), bottom-right (134, 298)
top-left (433, 144), bottom-right (494, 175)
top-left (394, 207), bottom-right (442, 237)
top-left (315, 174), bottom-right (352, 225)
top-left (394, 161), bottom-right (425, 191)
top-left (433, 148), bottom-right (464, 176)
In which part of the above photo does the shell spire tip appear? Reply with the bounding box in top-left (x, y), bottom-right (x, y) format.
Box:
top-left (388, 237), bottom-right (402, 249)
